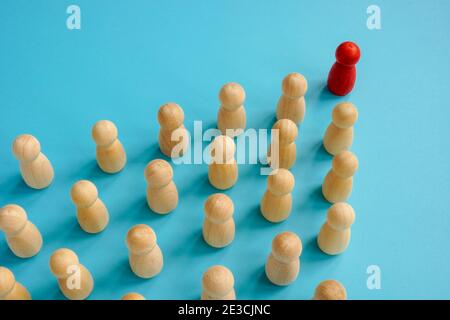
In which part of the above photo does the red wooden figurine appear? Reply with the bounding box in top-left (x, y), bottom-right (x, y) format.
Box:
top-left (327, 41), bottom-right (361, 96)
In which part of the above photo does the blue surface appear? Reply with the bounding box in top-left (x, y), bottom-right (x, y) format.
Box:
top-left (1, 0), bottom-right (450, 300)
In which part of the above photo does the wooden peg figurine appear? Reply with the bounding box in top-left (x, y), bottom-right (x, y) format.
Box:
top-left (327, 41), bottom-right (361, 96)
top-left (260, 169), bottom-right (295, 223)
top-left (217, 83), bottom-right (246, 137)
top-left (0, 204), bottom-right (43, 258)
top-left (201, 265), bottom-right (236, 300)
top-left (126, 224), bottom-right (163, 279)
top-left (144, 159), bottom-right (178, 214)
top-left (323, 102), bottom-right (358, 155)
top-left (317, 203), bottom-right (355, 255)
top-left (0, 267), bottom-right (31, 300)
top-left (268, 119), bottom-right (298, 169)
top-left (49, 248), bottom-right (94, 300)
top-left (12, 134), bottom-right (54, 189)
top-left (92, 120), bottom-right (126, 174)
top-left (313, 280), bottom-right (347, 300)
top-left (265, 231), bottom-right (302, 286)
top-left (208, 135), bottom-right (238, 190)
top-left (322, 151), bottom-right (358, 203)
top-left (70, 180), bottom-right (109, 233)
top-left (203, 194), bottom-right (235, 248)
top-left (158, 102), bottom-right (189, 158)
top-left (121, 292), bottom-right (145, 300)
top-left (276, 73), bottom-right (308, 124)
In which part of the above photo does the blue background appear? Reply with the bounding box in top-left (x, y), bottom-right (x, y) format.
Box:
top-left (1, 0), bottom-right (449, 300)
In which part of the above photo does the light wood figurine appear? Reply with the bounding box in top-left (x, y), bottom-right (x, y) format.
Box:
top-left (323, 102), bottom-right (358, 155)
top-left (313, 280), bottom-right (347, 300)
top-left (70, 180), bottom-right (109, 233)
top-left (126, 224), bottom-right (163, 279)
top-left (203, 193), bottom-right (235, 248)
top-left (121, 292), bottom-right (145, 300)
top-left (145, 159), bottom-right (178, 214)
top-left (208, 135), bottom-right (238, 190)
top-left (265, 231), bottom-right (302, 286)
top-left (201, 265), bottom-right (236, 300)
top-left (12, 134), bottom-right (54, 189)
top-left (276, 72), bottom-right (308, 124)
top-left (49, 248), bottom-right (94, 300)
top-left (268, 119), bottom-right (298, 169)
top-left (158, 102), bottom-right (189, 158)
top-left (0, 204), bottom-right (43, 258)
top-left (322, 151), bottom-right (358, 203)
top-left (317, 202), bottom-right (355, 255)
top-left (0, 266), bottom-right (31, 300)
top-left (92, 120), bottom-right (126, 174)
top-left (260, 169), bottom-right (295, 223)
top-left (217, 82), bottom-right (246, 137)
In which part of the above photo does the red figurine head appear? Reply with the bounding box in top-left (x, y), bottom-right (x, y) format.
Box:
top-left (335, 41), bottom-right (361, 66)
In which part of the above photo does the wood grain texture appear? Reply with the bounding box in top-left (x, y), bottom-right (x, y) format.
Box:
top-left (92, 120), bottom-right (127, 174)
top-left (0, 267), bottom-right (31, 300)
top-left (71, 180), bottom-right (109, 234)
top-left (265, 231), bottom-right (302, 286)
top-left (12, 134), bottom-right (54, 189)
top-left (145, 159), bottom-right (178, 214)
top-left (260, 169), bottom-right (295, 223)
top-left (323, 102), bottom-right (358, 155)
top-left (158, 102), bottom-right (189, 158)
top-left (208, 135), bottom-right (238, 190)
top-left (203, 193), bottom-right (235, 248)
top-left (49, 248), bottom-right (94, 300)
top-left (0, 204), bottom-right (43, 258)
top-left (217, 83), bottom-right (246, 137)
top-left (126, 224), bottom-right (163, 279)
top-left (276, 72), bottom-right (308, 124)
top-left (201, 265), bottom-right (236, 300)
top-left (318, 203), bottom-right (355, 255)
